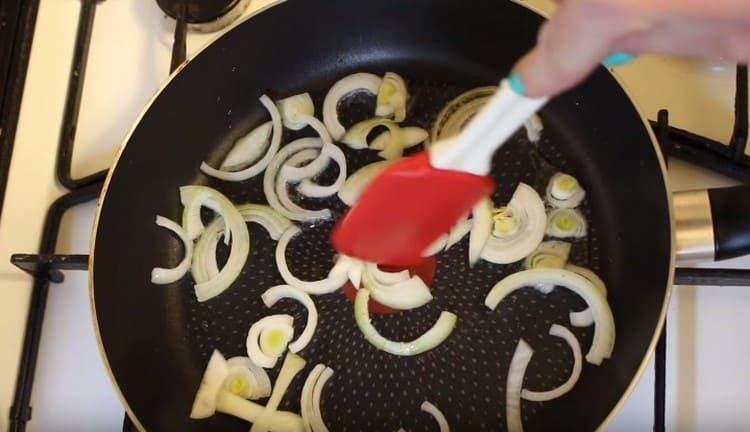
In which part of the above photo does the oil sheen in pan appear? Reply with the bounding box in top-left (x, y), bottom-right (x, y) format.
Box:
top-left (187, 79), bottom-right (598, 431)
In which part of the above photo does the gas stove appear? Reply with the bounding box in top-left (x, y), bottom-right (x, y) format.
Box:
top-left (0, 1), bottom-right (748, 431)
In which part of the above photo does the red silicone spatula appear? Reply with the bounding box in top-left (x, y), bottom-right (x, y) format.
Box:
top-left (332, 77), bottom-right (548, 266)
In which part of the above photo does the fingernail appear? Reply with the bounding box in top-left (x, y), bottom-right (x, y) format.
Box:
top-left (603, 52), bottom-right (635, 68)
top-left (508, 71), bottom-right (526, 96)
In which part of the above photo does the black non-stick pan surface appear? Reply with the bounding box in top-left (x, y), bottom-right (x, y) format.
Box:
top-left (92, 0), bottom-right (672, 430)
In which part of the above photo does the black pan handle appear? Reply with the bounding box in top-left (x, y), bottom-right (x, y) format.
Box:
top-left (709, 185), bottom-right (750, 260)
top-left (674, 184), bottom-right (750, 262)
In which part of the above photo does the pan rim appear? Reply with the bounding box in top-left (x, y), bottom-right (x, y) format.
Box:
top-left (87, 1), bottom-right (675, 430)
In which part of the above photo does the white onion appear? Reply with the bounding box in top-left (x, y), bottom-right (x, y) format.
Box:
top-left (276, 226), bottom-right (348, 294)
top-left (297, 143), bottom-right (347, 198)
top-left (506, 339), bottom-right (533, 432)
top-left (445, 218), bottom-right (473, 250)
top-left (250, 353), bottom-right (307, 432)
top-left (370, 127), bottom-right (427, 151)
top-left (180, 186), bottom-right (250, 302)
top-left (278, 93), bottom-right (315, 130)
top-left (191, 204), bottom-right (291, 284)
top-left (225, 356), bottom-right (272, 400)
top-left (329, 254), bottom-right (365, 289)
top-left (521, 324), bottom-right (582, 402)
top-left (341, 118), bottom-right (404, 159)
top-left (221, 121), bottom-right (273, 171)
top-left (485, 268), bottom-right (615, 365)
top-left (376, 72), bottom-right (408, 122)
top-left (323, 73), bottom-right (382, 140)
top-left (190, 350), bottom-right (229, 419)
top-left (246, 314), bottom-right (295, 368)
top-left (262, 285), bottom-right (318, 353)
top-left (200, 95), bottom-right (282, 181)
top-left (431, 86), bottom-right (496, 143)
top-left (151, 215), bottom-right (193, 284)
top-left (469, 198), bottom-right (493, 266)
top-left (301, 364), bottom-right (326, 432)
top-left (523, 240), bottom-right (571, 271)
top-left (354, 288), bottom-right (456, 356)
top-left (546, 172), bottom-right (586, 209)
top-left (546, 208), bottom-right (587, 239)
top-left (280, 115), bottom-right (334, 183)
top-left (365, 262), bottom-right (410, 285)
top-left (566, 265), bottom-right (608, 328)
top-left (216, 391), bottom-right (304, 432)
top-left (263, 137), bottom-right (332, 222)
top-left (421, 401), bottom-right (450, 432)
top-left (280, 147), bottom-right (327, 183)
top-left (523, 114), bottom-right (544, 143)
top-left (337, 160), bottom-right (395, 206)
top-left (311, 367), bottom-right (333, 432)
top-left (362, 268), bottom-right (432, 310)
top-left (480, 183), bottom-right (546, 264)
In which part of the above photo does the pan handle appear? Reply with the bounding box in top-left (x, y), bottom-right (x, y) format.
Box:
top-left (674, 184), bottom-right (750, 262)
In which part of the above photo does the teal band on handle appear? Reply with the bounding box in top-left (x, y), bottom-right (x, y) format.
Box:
top-left (603, 52), bottom-right (635, 68)
top-left (508, 71), bottom-right (526, 96)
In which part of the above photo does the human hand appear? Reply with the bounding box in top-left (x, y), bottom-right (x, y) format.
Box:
top-left (514, 0), bottom-right (750, 97)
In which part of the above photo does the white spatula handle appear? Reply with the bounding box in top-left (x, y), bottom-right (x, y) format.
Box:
top-left (429, 79), bottom-right (548, 175)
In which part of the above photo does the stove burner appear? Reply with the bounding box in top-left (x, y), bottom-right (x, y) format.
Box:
top-left (156, 0), bottom-right (251, 32)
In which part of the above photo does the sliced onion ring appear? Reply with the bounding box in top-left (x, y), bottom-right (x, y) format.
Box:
top-left (246, 314), bottom-right (294, 368)
top-left (362, 267), bottom-right (433, 310)
top-left (301, 364), bottom-right (326, 431)
top-left (485, 267), bottom-right (615, 365)
top-left (375, 72), bottom-right (408, 122)
top-left (354, 288), bottom-right (456, 356)
top-left (221, 121), bottom-right (273, 171)
top-left (277, 93), bottom-right (315, 130)
top-left (566, 265), bottom-right (608, 328)
top-left (370, 127), bottom-right (427, 151)
top-left (469, 198), bottom-right (493, 266)
top-left (250, 352), bottom-right (307, 432)
top-left (200, 94), bottom-right (282, 181)
top-left (225, 356), bottom-right (271, 400)
top-left (421, 401), bottom-right (449, 432)
top-left (323, 73), bottom-right (382, 140)
top-left (341, 117), bottom-right (404, 159)
top-left (262, 285), bottom-right (318, 353)
top-left (521, 324), bottom-right (582, 402)
top-left (276, 226), bottom-right (348, 294)
top-left (151, 215), bottom-right (193, 284)
top-left (546, 172), bottom-right (586, 209)
top-left (190, 350), bottom-right (229, 419)
top-left (506, 339), bottom-right (533, 432)
top-left (297, 143), bottom-right (348, 198)
top-left (311, 367), bottom-right (333, 432)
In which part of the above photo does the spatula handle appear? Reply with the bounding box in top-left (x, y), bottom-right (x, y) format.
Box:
top-left (429, 79), bottom-right (548, 175)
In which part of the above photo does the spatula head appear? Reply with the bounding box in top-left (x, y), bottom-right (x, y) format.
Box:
top-left (332, 151), bottom-right (495, 266)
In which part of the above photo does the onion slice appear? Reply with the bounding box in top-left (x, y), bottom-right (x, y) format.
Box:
top-left (221, 121), bottom-right (273, 171)
top-left (354, 288), bottom-right (456, 355)
top-left (446, 218), bottom-right (473, 250)
top-left (506, 339), bottom-right (533, 432)
top-left (337, 160), bottom-right (395, 206)
top-left (362, 267), bottom-right (433, 310)
top-left (365, 262), bottom-right (410, 285)
top-left (480, 183), bottom-right (546, 264)
top-left (301, 364), bottom-right (326, 432)
top-left (323, 73), bottom-right (382, 140)
top-left (250, 352), bottom-right (307, 432)
top-left (485, 268), bottom-right (615, 365)
top-left (546, 172), bottom-right (586, 209)
top-left (329, 254), bottom-right (365, 289)
top-left (521, 324), bottom-right (582, 402)
top-left (216, 392), bottom-right (304, 432)
top-left (421, 401), bottom-right (449, 432)
top-left (224, 356), bottom-right (272, 400)
top-left (276, 226), bottom-right (348, 294)
top-left (278, 93), bottom-right (315, 130)
top-left (524, 114), bottom-right (544, 143)
top-left (523, 241), bottom-right (572, 294)
top-left (311, 367), bottom-right (333, 432)
top-left (566, 265), bottom-right (608, 328)
top-left (370, 127), bottom-right (427, 151)
top-left (469, 198), bottom-right (493, 266)
top-left (262, 285), bottom-right (318, 353)
top-left (280, 115), bottom-right (333, 182)
top-left (546, 208), bottom-right (587, 239)
top-left (180, 186), bottom-right (250, 302)
top-left (376, 72), bottom-right (408, 122)
top-left (151, 215), bottom-right (193, 284)
top-left (190, 350), bottom-right (229, 419)
top-left (297, 143), bottom-right (348, 198)
top-left (264, 138), bottom-right (332, 221)
top-left (246, 314), bottom-right (295, 368)
top-left (341, 118), bottom-right (404, 159)
top-left (431, 86), bottom-right (496, 143)
top-left (200, 95), bottom-right (282, 181)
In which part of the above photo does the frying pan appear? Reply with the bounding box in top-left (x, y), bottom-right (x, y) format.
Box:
top-left (90, 0), bottom-right (750, 430)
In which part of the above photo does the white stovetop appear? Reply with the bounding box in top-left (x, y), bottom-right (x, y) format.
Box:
top-left (0, 0), bottom-right (748, 431)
